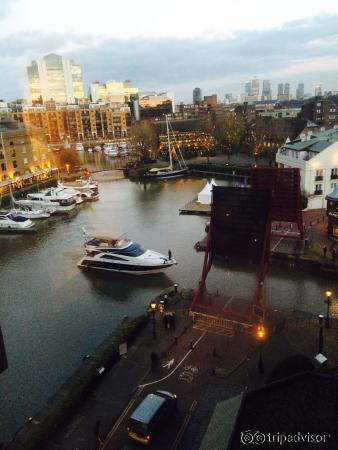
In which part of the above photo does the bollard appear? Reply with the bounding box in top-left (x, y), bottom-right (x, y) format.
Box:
top-left (174, 283), bottom-right (178, 294)
top-left (174, 336), bottom-right (178, 345)
top-left (190, 341), bottom-right (194, 350)
top-left (164, 294), bottom-right (168, 304)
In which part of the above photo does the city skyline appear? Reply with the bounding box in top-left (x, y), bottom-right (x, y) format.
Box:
top-left (1, 1), bottom-right (338, 102)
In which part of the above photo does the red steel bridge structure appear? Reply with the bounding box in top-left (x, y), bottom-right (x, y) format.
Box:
top-left (190, 168), bottom-right (304, 335)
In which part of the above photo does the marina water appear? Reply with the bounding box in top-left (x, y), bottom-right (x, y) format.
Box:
top-left (0, 175), bottom-right (337, 442)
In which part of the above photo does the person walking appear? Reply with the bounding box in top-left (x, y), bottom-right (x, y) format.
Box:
top-left (94, 420), bottom-right (103, 447)
top-left (168, 249), bottom-right (172, 260)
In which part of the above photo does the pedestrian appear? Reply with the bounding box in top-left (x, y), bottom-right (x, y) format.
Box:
top-left (168, 249), bottom-right (172, 260)
top-left (94, 420), bottom-right (103, 446)
top-left (332, 248), bottom-right (336, 263)
top-left (163, 314), bottom-right (168, 329)
top-left (323, 246), bottom-right (327, 258)
top-left (171, 312), bottom-right (176, 330)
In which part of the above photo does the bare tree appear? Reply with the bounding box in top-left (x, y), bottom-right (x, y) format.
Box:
top-left (213, 112), bottom-right (244, 164)
top-left (129, 121), bottom-right (158, 160)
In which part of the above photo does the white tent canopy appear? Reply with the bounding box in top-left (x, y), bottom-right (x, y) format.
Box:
top-left (197, 179), bottom-right (218, 204)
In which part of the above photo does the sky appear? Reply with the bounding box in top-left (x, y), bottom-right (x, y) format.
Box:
top-left (1, 0), bottom-right (338, 102)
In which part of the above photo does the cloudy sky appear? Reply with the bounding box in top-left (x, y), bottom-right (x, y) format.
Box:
top-left (1, 0), bottom-right (338, 102)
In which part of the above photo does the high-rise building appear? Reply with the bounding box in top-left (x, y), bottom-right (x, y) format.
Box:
top-left (314, 84), bottom-right (323, 97)
top-left (90, 80), bottom-right (138, 104)
top-left (27, 53), bottom-right (85, 104)
top-left (245, 77), bottom-right (259, 102)
top-left (277, 83), bottom-right (290, 101)
top-left (193, 87), bottom-right (202, 104)
top-left (262, 80), bottom-right (272, 101)
top-left (296, 83), bottom-right (305, 100)
top-left (203, 94), bottom-right (217, 107)
top-left (251, 77), bottom-right (259, 97)
top-left (245, 81), bottom-right (252, 96)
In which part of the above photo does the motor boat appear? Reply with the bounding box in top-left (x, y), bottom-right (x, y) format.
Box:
top-left (78, 232), bottom-right (177, 275)
top-left (58, 179), bottom-right (99, 201)
top-left (22, 188), bottom-right (77, 213)
top-left (0, 211), bottom-right (36, 232)
top-left (94, 146), bottom-right (101, 152)
top-left (52, 186), bottom-right (84, 205)
top-left (76, 143), bottom-right (84, 151)
top-left (11, 206), bottom-right (51, 219)
top-left (104, 145), bottom-right (119, 157)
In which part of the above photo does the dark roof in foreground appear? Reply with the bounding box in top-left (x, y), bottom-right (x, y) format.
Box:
top-left (200, 372), bottom-right (338, 450)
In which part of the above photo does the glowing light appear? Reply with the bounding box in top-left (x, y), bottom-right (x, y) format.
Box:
top-left (256, 325), bottom-right (266, 340)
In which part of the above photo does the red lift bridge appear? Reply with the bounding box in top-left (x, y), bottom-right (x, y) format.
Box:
top-left (190, 168), bottom-right (304, 335)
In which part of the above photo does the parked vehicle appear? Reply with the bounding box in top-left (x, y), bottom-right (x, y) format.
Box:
top-left (127, 390), bottom-right (177, 445)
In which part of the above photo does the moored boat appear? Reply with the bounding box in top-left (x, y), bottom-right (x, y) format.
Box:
top-left (78, 232), bottom-right (177, 275)
top-left (0, 211), bottom-right (36, 232)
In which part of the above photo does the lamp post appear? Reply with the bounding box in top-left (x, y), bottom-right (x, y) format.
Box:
top-left (256, 324), bottom-right (266, 374)
top-left (318, 314), bottom-right (324, 354)
top-left (150, 301), bottom-right (157, 340)
top-left (325, 289), bottom-right (332, 328)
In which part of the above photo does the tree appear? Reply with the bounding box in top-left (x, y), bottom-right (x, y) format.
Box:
top-left (213, 112), bottom-right (244, 164)
top-left (129, 120), bottom-right (158, 160)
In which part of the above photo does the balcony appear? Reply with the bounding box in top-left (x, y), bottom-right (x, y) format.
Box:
top-left (314, 190), bottom-right (323, 196)
top-left (315, 175), bottom-right (323, 181)
top-left (331, 174), bottom-right (338, 180)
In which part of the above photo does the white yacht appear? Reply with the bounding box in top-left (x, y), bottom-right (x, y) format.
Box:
top-left (76, 143), bottom-right (84, 151)
top-left (0, 212), bottom-right (36, 232)
top-left (11, 206), bottom-right (51, 219)
top-left (58, 179), bottom-right (99, 201)
top-left (104, 145), bottom-right (119, 157)
top-left (78, 233), bottom-right (177, 275)
top-left (22, 188), bottom-right (77, 213)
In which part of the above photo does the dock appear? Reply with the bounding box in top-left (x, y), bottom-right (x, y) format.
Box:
top-left (179, 198), bottom-right (211, 215)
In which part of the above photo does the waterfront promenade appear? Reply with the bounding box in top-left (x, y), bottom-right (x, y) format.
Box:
top-left (12, 287), bottom-right (337, 450)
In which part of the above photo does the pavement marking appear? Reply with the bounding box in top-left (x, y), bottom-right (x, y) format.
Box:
top-left (139, 330), bottom-right (207, 388)
top-left (222, 296), bottom-right (234, 309)
top-left (271, 230), bottom-right (290, 252)
top-left (170, 400), bottom-right (198, 450)
top-left (101, 386), bottom-right (144, 448)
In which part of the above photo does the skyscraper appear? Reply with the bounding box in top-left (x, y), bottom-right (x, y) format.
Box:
top-left (193, 87), bottom-right (202, 104)
top-left (296, 83), bottom-right (305, 100)
top-left (314, 84), bottom-right (323, 97)
top-left (27, 53), bottom-right (85, 104)
top-left (262, 80), bottom-right (272, 100)
top-left (251, 77), bottom-right (259, 97)
top-left (277, 83), bottom-right (290, 101)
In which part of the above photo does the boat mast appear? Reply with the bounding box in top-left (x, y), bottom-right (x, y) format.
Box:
top-left (0, 131), bottom-right (15, 205)
top-left (166, 115), bottom-right (173, 171)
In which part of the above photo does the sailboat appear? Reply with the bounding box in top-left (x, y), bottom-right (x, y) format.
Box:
top-left (146, 116), bottom-right (188, 180)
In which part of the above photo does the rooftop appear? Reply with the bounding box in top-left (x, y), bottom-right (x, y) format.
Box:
top-left (281, 126), bottom-right (338, 154)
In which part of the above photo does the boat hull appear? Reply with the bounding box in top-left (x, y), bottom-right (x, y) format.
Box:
top-left (145, 168), bottom-right (188, 180)
top-left (77, 258), bottom-right (176, 275)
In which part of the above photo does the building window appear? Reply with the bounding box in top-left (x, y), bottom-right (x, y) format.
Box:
top-left (9, 141), bottom-right (14, 146)
top-left (331, 168), bottom-right (338, 179)
top-left (1, 163), bottom-right (6, 171)
top-left (13, 160), bottom-right (18, 168)
top-left (21, 146), bottom-right (26, 154)
top-left (23, 158), bottom-right (28, 164)
top-left (315, 183), bottom-right (322, 195)
top-left (11, 150), bottom-right (16, 158)
top-left (331, 183), bottom-right (336, 189)
top-left (315, 169), bottom-right (323, 181)
top-left (0, 152), bottom-right (4, 159)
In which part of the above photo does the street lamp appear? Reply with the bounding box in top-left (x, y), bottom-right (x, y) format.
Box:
top-left (318, 314), bottom-right (324, 354)
top-left (325, 289), bottom-right (333, 328)
top-left (65, 163), bottom-right (70, 174)
top-left (256, 324), bottom-right (266, 374)
top-left (150, 301), bottom-right (157, 340)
